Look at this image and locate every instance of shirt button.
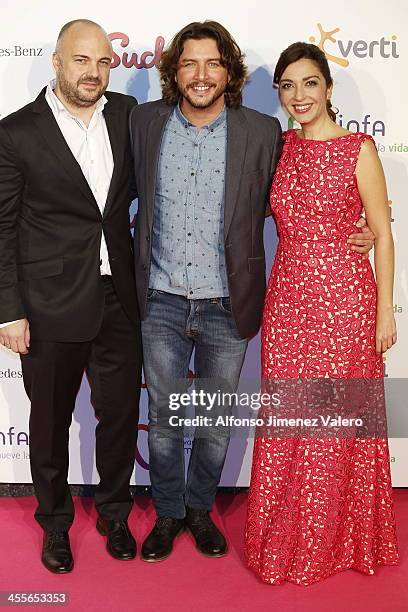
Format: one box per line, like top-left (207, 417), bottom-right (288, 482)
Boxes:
top-left (99, 259), bottom-right (102, 265)
top-left (187, 233), bottom-right (192, 237)
top-left (142, 264), bottom-right (147, 271)
top-left (146, 236), bottom-right (150, 242)
top-left (189, 291), bottom-right (193, 295)
top-left (191, 172), bottom-right (195, 176)
top-left (187, 262), bottom-right (192, 267)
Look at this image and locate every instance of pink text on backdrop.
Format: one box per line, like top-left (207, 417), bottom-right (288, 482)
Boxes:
top-left (109, 32), bottom-right (165, 69)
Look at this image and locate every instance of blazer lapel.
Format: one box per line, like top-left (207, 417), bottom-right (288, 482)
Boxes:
top-left (145, 105), bottom-right (172, 230)
top-left (224, 108), bottom-right (248, 238)
top-left (103, 99), bottom-right (122, 218)
top-left (32, 89), bottom-right (100, 214)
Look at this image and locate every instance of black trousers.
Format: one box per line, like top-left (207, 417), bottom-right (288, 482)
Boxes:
top-left (21, 277), bottom-right (142, 531)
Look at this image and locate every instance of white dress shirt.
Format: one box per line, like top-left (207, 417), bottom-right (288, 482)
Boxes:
top-left (46, 80), bottom-right (114, 275)
top-left (1, 82), bottom-right (114, 328)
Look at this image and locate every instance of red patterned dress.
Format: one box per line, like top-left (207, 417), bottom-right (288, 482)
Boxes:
top-left (245, 129), bottom-right (399, 585)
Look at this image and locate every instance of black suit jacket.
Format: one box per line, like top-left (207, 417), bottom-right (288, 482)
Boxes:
top-left (129, 99), bottom-right (282, 339)
top-left (0, 89), bottom-right (139, 341)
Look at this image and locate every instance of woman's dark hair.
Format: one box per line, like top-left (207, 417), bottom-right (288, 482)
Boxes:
top-left (159, 20), bottom-right (248, 109)
top-left (273, 42), bottom-right (337, 122)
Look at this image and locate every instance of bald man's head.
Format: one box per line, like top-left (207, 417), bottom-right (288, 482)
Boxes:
top-left (52, 19), bottom-right (112, 109)
top-left (55, 19), bottom-right (111, 54)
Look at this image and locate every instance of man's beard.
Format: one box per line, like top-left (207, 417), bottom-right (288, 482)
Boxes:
top-left (181, 81), bottom-right (227, 109)
top-left (57, 72), bottom-right (106, 108)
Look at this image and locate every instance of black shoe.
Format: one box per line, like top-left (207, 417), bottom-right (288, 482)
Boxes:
top-left (41, 530), bottom-right (73, 574)
top-left (141, 517), bottom-right (185, 562)
top-left (185, 508), bottom-right (227, 558)
top-left (96, 517), bottom-right (136, 560)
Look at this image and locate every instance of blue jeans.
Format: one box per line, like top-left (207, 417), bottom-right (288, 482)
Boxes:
top-left (142, 290), bottom-right (248, 518)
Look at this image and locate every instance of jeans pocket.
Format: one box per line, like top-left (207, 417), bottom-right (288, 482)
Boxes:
top-left (217, 297), bottom-right (233, 315)
top-left (147, 288), bottom-right (167, 301)
top-left (147, 288), bottom-right (157, 300)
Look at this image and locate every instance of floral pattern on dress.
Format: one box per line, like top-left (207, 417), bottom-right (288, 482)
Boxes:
top-left (245, 130), bottom-right (399, 585)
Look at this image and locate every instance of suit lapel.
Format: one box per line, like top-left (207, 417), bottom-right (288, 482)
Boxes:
top-left (103, 99), bottom-right (122, 218)
top-left (224, 108), bottom-right (248, 238)
top-left (32, 89), bottom-right (100, 214)
top-left (145, 105), bottom-right (172, 230)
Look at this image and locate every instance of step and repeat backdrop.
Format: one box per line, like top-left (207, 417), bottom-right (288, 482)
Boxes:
top-left (0, 0), bottom-right (407, 486)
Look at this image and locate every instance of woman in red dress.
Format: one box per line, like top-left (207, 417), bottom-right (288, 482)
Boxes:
top-left (245, 42), bottom-right (399, 585)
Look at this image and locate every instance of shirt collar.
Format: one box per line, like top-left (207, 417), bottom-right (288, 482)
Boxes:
top-left (175, 102), bottom-right (226, 131)
top-left (45, 79), bottom-right (107, 118)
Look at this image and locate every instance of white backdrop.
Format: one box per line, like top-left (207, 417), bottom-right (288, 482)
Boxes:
top-left (0, 0), bottom-right (407, 486)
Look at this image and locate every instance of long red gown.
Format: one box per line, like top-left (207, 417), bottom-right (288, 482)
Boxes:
top-left (245, 129), bottom-right (399, 585)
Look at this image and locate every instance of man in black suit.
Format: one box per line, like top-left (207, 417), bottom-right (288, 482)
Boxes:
top-left (0, 20), bottom-right (142, 573)
top-left (130, 21), bottom-right (374, 563)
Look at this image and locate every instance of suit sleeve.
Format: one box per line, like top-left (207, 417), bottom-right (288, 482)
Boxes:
top-left (123, 97), bottom-right (138, 202)
top-left (0, 124), bottom-right (27, 323)
top-left (265, 117), bottom-right (283, 218)
top-left (128, 105), bottom-right (139, 201)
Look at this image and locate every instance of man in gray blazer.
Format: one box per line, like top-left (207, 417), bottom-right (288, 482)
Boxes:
top-left (129, 21), bottom-right (374, 562)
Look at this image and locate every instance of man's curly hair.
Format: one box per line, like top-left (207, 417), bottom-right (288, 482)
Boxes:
top-left (159, 21), bottom-right (248, 109)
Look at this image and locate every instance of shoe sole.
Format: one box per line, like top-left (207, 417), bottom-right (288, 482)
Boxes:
top-left (96, 521), bottom-right (137, 560)
top-left (140, 526), bottom-right (184, 563)
top-left (41, 559), bottom-right (74, 574)
top-left (195, 548), bottom-right (228, 558)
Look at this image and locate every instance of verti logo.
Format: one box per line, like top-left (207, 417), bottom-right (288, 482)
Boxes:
top-left (309, 24), bottom-right (399, 67)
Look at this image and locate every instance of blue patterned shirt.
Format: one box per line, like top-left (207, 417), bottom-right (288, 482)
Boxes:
top-left (149, 104), bottom-right (229, 298)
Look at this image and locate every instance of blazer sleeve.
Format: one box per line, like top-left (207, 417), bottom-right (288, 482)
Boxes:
top-left (265, 117), bottom-right (283, 217)
top-left (0, 123), bottom-right (27, 323)
top-left (270, 117), bottom-right (283, 178)
top-left (128, 105), bottom-right (139, 201)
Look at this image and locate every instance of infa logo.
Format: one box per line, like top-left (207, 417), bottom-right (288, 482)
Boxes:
top-left (288, 112), bottom-right (386, 138)
top-left (309, 24), bottom-right (399, 67)
top-left (0, 426), bottom-right (28, 445)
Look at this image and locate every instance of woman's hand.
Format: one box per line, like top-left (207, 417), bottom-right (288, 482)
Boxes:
top-left (376, 306), bottom-right (397, 353)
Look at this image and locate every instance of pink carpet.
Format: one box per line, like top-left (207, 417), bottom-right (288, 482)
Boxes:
top-left (0, 491), bottom-right (407, 611)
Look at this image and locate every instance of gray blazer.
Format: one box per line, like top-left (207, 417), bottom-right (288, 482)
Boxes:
top-left (129, 99), bottom-right (282, 339)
